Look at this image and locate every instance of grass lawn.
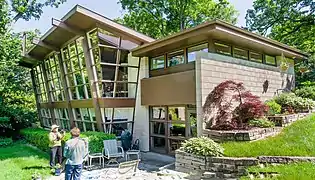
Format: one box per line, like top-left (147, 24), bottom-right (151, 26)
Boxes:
top-left (0, 142), bottom-right (51, 180)
top-left (241, 162), bottom-right (315, 180)
top-left (222, 114), bottom-right (315, 157)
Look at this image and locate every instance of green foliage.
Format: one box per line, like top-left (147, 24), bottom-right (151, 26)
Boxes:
top-left (273, 93), bottom-right (315, 112)
top-left (81, 131), bottom-right (116, 153)
top-left (118, 0), bottom-right (238, 38)
top-left (180, 136), bottom-right (224, 157)
top-left (0, 137), bottom-right (13, 147)
top-left (0, 117), bottom-right (9, 122)
top-left (21, 128), bottom-right (116, 153)
top-left (265, 100), bottom-right (282, 115)
top-left (223, 114), bottom-right (315, 157)
top-left (295, 86), bottom-right (315, 101)
top-left (246, 0), bottom-right (315, 86)
top-left (248, 117), bottom-right (275, 128)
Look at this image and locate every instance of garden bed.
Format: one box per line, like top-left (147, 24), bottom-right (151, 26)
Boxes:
top-left (203, 127), bottom-right (282, 142)
top-left (175, 150), bottom-right (315, 179)
top-left (267, 113), bottom-right (310, 127)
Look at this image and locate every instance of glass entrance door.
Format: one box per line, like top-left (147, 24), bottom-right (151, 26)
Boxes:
top-left (149, 105), bottom-right (196, 155)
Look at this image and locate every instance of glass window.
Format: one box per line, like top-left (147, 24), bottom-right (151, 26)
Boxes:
top-left (214, 42), bottom-right (231, 56)
top-left (151, 122), bottom-right (166, 135)
top-left (167, 50), bottom-right (185, 67)
top-left (152, 107), bottom-right (166, 120)
top-left (150, 56), bottom-right (165, 70)
top-left (265, 55), bottom-right (276, 65)
top-left (187, 43), bottom-right (208, 62)
top-left (233, 47), bottom-right (248, 59)
top-left (100, 47), bottom-right (117, 64)
top-left (151, 137), bottom-right (166, 153)
top-left (168, 107), bottom-right (185, 121)
top-left (250, 52), bottom-right (263, 63)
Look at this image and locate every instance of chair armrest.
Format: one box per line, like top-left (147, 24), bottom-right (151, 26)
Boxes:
top-left (103, 148), bottom-right (110, 157)
top-left (117, 146), bottom-right (124, 154)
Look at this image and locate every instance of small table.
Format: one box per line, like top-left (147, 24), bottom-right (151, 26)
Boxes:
top-left (88, 153), bottom-right (104, 168)
top-left (125, 150), bottom-right (140, 161)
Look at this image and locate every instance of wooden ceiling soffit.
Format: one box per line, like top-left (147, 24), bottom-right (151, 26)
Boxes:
top-left (32, 38), bottom-right (59, 52)
top-left (52, 18), bottom-right (85, 36)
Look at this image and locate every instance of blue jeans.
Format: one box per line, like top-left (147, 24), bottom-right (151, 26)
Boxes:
top-left (65, 164), bottom-right (82, 180)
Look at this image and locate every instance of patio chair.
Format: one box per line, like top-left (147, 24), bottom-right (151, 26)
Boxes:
top-left (103, 139), bottom-right (124, 166)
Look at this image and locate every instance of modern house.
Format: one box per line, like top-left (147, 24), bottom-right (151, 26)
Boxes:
top-left (21, 5), bottom-right (308, 155)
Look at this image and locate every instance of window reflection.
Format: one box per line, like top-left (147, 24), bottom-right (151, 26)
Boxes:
top-left (168, 50), bottom-right (184, 67)
top-left (187, 43), bottom-right (208, 62)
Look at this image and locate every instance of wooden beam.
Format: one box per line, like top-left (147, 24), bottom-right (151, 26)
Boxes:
top-left (41, 63), bottom-right (57, 124)
top-left (30, 69), bottom-right (44, 127)
top-left (82, 33), bottom-right (104, 132)
top-left (32, 38), bottom-right (59, 52)
top-left (58, 52), bottom-right (76, 128)
top-left (52, 18), bottom-right (85, 36)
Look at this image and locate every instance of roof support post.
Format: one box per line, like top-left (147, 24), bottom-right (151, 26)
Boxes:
top-left (82, 33), bottom-right (104, 132)
top-left (30, 68), bottom-right (44, 127)
top-left (57, 52), bottom-right (76, 129)
top-left (52, 18), bottom-right (85, 36)
top-left (41, 63), bottom-right (57, 124)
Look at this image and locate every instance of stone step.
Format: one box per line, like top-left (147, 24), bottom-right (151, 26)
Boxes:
top-left (201, 172), bottom-right (216, 180)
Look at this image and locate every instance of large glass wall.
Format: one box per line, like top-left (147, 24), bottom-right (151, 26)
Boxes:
top-left (34, 65), bottom-right (48, 103)
top-left (61, 38), bottom-right (91, 100)
top-left (150, 105), bottom-right (197, 154)
top-left (87, 28), bottom-right (140, 136)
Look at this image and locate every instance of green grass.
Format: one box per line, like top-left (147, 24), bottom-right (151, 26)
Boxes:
top-left (241, 162), bottom-right (315, 180)
top-left (0, 142), bottom-right (51, 180)
top-left (222, 114), bottom-right (315, 157)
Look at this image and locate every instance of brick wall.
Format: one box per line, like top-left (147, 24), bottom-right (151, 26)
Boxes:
top-left (195, 52), bottom-right (295, 135)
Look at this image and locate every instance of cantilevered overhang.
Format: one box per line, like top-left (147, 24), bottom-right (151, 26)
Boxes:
top-left (21, 5), bottom-right (155, 68)
top-left (131, 20), bottom-right (308, 60)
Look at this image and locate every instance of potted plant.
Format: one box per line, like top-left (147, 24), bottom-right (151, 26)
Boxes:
top-left (54, 163), bottom-right (62, 176)
top-left (31, 172), bottom-right (42, 180)
top-left (280, 61), bottom-right (289, 72)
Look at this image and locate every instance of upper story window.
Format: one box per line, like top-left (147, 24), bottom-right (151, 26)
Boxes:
top-left (233, 47), bottom-right (248, 60)
top-left (187, 43), bottom-right (208, 62)
top-left (150, 56), bottom-right (165, 70)
top-left (249, 52), bottom-right (263, 63)
top-left (265, 55), bottom-right (276, 65)
top-left (214, 42), bottom-right (231, 56)
top-left (167, 50), bottom-right (185, 67)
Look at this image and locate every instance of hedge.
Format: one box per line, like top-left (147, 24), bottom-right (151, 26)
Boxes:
top-left (0, 137), bottom-right (13, 147)
top-left (21, 128), bottom-right (116, 153)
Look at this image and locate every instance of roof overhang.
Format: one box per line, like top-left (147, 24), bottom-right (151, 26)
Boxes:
top-left (21, 5), bottom-right (155, 68)
top-left (132, 20), bottom-right (308, 60)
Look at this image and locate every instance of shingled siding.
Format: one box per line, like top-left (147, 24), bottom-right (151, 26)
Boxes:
top-left (195, 52), bottom-right (294, 135)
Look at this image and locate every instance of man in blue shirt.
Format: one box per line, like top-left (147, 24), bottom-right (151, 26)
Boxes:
top-left (64, 127), bottom-right (87, 180)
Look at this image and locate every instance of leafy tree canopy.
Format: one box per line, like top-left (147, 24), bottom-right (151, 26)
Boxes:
top-left (246, 0), bottom-right (315, 54)
top-left (246, 0), bottom-right (315, 86)
top-left (118, 0), bottom-right (239, 38)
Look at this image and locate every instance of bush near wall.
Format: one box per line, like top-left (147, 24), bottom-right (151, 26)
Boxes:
top-left (21, 128), bottom-right (116, 153)
top-left (0, 137), bottom-right (13, 147)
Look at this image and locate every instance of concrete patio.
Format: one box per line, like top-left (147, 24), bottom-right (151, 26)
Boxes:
top-left (48, 152), bottom-right (189, 180)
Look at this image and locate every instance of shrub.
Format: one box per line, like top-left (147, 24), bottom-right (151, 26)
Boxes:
top-left (265, 100), bottom-right (282, 115)
top-left (180, 137), bottom-right (224, 157)
top-left (0, 137), bottom-right (13, 147)
top-left (273, 93), bottom-right (315, 113)
top-left (248, 118), bottom-right (275, 128)
top-left (21, 128), bottom-right (116, 153)
top-left (203, 80), bottom-right (267, 130)
top-left (295, 86), bottom-right (315, 101)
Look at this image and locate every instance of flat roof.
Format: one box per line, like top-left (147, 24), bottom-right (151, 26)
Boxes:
top-left (22, 5), bottom-right (155, 68)
top-left (131, 20), bottom-right (308, 60)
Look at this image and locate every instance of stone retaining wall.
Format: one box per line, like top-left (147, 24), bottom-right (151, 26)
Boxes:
top-left (175, 150), bottom-right (315, 179)
top-left (203, 127), bottom-right (282, 142)
top-left (267, 113), bottom-right (310, 127)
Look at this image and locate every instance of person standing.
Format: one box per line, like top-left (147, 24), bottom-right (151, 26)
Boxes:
top-left (64, 127), bottom-right (87, 180)
top-left (49, 124), bottom-right (65, 168)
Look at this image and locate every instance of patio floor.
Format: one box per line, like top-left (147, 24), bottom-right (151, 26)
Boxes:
top-left (48, 152), bottom-right (189, 180)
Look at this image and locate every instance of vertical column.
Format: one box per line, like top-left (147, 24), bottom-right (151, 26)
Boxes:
top-left (208, 38), bottom-right (216, 53)
top-left (195, 54), bottom-right (203, 137)
top-left (82, 33), bottom-right (104, 132)
top-left (41, 63), bottom-right (57, 124)
top-left (30, 68), bottom-right (44, 127)
top-left (57, 52), bottom-right (75, 128)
